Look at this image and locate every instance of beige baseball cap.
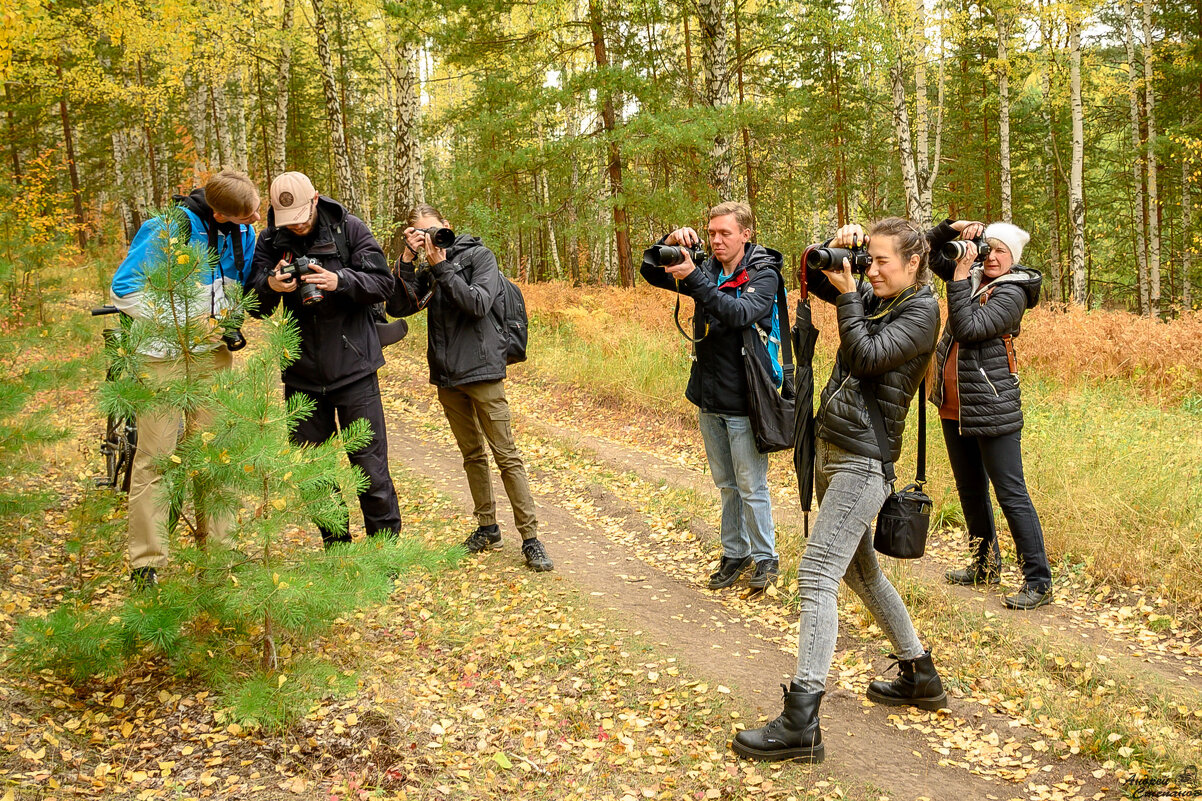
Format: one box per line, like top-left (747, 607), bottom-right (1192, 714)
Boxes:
top-left (270, 172), bottom-right (316, 227)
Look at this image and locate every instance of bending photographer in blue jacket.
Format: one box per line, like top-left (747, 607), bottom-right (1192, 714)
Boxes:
top-left (928, 220), bottom-right (1052, 610)
top-left (109, 169), bottom-right (260, 588)
top-left (640, 201), bottom-right (782, 591)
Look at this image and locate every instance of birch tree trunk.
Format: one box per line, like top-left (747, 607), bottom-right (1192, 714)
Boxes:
top-left (312, 0), bottom-right (359, 211)
top-left (389, 40), bottom-right (424, 256)
top-left (997, 14), bottom-right (1013, 223)
top-left (1038, 25), bottom-right (1063, 301)
top-left (111, 131), bottom-right (135, 243)
top-left (912, 0), bottom-right (942, 226)
top-left (1124, 0), bottom-right (1150, 314)
top-left (1184, 157), bottom-right (1194, 309)
top-left (185, 74), bottom-right (209, 175)
top-left (1142, 0), bottom-right (1161, 317)
top-left (1069, 19), bottom-right (1087, 305)
top-left (56, 61), bottom-right (86, 250)
top-left (734, 0), bottom-right (755, 224)
top-left (273, 0), bottom-right (294, 177)
top-left (887, 55), bottom-right (922, 223)
top-left (588, 0), bottom-right (633, 287)
top-left (697, 0), bottom-right (731, 197)
top-left (231, 76), bottom-right (249, 173)
top-left (536, 124), bottom-right (563, 279)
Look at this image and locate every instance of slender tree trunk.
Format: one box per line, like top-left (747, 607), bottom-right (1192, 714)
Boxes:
top-left (698, 0), bottom-right (731, 197)
top-left (997, 14), bottom-right (1012, 223)
top-left (254, 54), bottom-right (273, 186)
top-left (273, 0), bottom-right (295, 176)
top-left (185, 74), bottom-right (208, 176)
top-left (56, 61), bottom-right (86, 250)
top-left (390, 40), bottom-right (424, 256)
top-left (1142, 0), bottom-right (1161, 317)
top-left (1184, 157), bottom-right (1194, 309)
top-left (1038, 20), bottom-right (1064, 301)
top-left (912, 0), bottom-right (942, 226)
top-left (1069, 20), bottom-right (1087, 305)
top-left (5, 83), bottom-right (19, 181)
top-left (683, 13), bottom-right (695, 107)
top-left (734, 0), bottom-right (755, 225)
top-left (136, 60), bottom-right (162, 205)
top-left (887, 56), bottom-right (921, 222)
top-left (312, 0), bottom-right (359, 211)
top-left (1125, 0), bottom-right (1150, 314)
top-left (588, 0), bottom-right (632, 287)
top-left (231, 77), bottom-right (249, 173)
top-left (536, 125), bottom-right (563, 279)
top-left (111, 131), bottom-right (135, 243)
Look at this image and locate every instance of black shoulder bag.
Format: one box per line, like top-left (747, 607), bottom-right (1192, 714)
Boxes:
top-left (861, 379), bottom-right (932, 559)
top-left (740, 269), bottom-right (796, 454)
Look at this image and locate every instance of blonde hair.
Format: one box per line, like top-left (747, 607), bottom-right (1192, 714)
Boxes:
top-left (708, 201), bottom-right (754, 232)
top-left (870, 216), bottom-right (931, 284)
top-left (205, 169), bottom-right (260, 218)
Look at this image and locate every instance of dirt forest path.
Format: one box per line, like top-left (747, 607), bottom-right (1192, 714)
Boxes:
top-left (378, 359), bottom-right (1136, 801)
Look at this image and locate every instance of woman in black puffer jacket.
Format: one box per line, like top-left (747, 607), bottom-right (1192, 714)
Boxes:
top-left (927, 219), bottom-right (1052, 611)
top-left (733, 217), bottom-right (944, 765)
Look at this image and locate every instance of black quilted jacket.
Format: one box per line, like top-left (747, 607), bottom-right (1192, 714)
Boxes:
top-left (927, 219), bottom-right (1042, 437)
top-left (809, 269), bottom-right (941, 465)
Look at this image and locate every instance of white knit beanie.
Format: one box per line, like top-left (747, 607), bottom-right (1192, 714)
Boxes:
top-left (984, 222), bottom-right (1030, 265)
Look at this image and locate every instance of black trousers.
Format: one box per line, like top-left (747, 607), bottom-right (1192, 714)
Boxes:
top-left (286, 373), bottom-right (402, 544)
top-left (941, 420), bottom-right (1052, 591)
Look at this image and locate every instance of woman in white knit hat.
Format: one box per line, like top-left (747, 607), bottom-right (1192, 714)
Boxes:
top-left (925, 219), bottom-right (1053, 610)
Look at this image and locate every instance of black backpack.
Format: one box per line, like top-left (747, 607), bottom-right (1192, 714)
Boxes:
top-left (493, 275), bottom-right (528, 365)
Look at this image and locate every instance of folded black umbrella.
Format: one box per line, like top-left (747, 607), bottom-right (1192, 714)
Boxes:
top-left (792, 256), bottom-right (819, 537)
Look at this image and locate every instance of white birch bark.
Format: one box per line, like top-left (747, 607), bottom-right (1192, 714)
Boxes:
top-left (312, 0), bottom-right (359, 211)
top-left (698, 0), bottom-right (731, 196)
top-left (1142, 0), bottom-right (1161, 317)
top-left (1125, 0), bottom-right (1150, 314)
top-left (1183, 157), bottom-right (1193, 309)
top-left (272, 0), bottom-right (294, 176)
top-left (997, 13), bottom-right (1012, 223)
top-left (1069, 19), bottom-right (1087, 305)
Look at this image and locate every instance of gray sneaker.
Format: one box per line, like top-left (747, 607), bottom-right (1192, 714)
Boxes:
top-left (463, 525), bottom-right (502, 553)
top-left (521, 538), bottom-right (554, 572)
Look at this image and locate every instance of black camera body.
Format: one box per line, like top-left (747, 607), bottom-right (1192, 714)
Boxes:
top-left (942, 236), bottom-right (992, 263)
top-left (806, 244), bottom-right (872, 274)
top-left (651, 243), bottom-right (707, 268)
top-left (417, 226), bottom-right (456, 248)
top-left (280, 256), bottom-right (325, 306)
top-left (221, 328), bottom-right (247, 351)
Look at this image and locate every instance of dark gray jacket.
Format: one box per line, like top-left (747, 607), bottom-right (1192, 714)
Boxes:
top-left (808, 268), bottom-right (941, 465)
top-left (640, 241), bottom-right (782, 417)
top-left (927, 219), bottom-right (1042, 437)
top-left (249, 197), bottom-right (392, 394)
top-left (387, 235), bottom-right (506, 388)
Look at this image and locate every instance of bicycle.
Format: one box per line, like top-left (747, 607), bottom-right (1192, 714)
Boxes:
top-left (92, 305), bottom-right (136, 493)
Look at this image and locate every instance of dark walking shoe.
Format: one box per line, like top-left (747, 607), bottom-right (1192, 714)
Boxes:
top-left (732, 683), bottom-right (824, 763)
top-left (945, 562), bottom-right (1001, 586)
top-left (521, 538), bottom-right (554, 572)
top-left (748, 558), bottom-right (780, 590)
top-left (462, 525), bottom-right (502, 553)
top-left (707, 555), bottom-right (753, 590)
top-left (1003, 584), bottom-right (1053, 610)
top-left (866, 650), bottom-right (948, 710)
top-left (130, 566), bottom-right (158, 589)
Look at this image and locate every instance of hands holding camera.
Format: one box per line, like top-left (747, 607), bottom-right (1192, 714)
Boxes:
top-left (823, 224), bottom-right (869, 295)
top-left (402, 227), bottom-right (448, 268)
top-left (662, 227), bottom-right (703, 278)
top-left (268, 257), bottom-right (339, 293)
top-left (949, 220), bottom-right (986, 281)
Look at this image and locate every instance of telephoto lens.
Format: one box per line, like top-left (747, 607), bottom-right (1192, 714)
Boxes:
top-left (806, 246), bottom-right (872, 274)
top-left (652, 243), bottom-right (706, 267)
top-left (420, 227), bottom-right (456, 248)
top-left (942, 237), bottom-right (991, 263)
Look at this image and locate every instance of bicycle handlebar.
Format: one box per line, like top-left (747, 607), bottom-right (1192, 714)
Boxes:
top-left (91, 306), bottom-right (120, 316)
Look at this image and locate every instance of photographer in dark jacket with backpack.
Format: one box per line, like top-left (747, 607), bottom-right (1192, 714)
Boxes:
top-left (387, 204), bottom-right (552, 572)
top-left (640, 201), bottom-right (782, 591)
top-left (733, 217), bottom-right (945, 765)
top-left (249, 171), bottom-right (401, 546)
top-left (928, 219), bottom-right (1052, 610)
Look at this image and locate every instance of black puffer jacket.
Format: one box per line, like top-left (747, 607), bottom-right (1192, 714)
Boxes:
top-left (250, 197), bottom-right (393, 393)
top-left (387, 235), bottom-right (506, 388)
top-left (927, 219), bottom-right (1042, 437)
top-left (809, 269), bottom-right (941, 465)
top-left (641, 241), bottom-right (782, 417)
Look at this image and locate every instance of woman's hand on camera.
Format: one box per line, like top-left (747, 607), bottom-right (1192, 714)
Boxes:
top-left (402, 227), bottom-right (426, 261)
top-left (830, 224), bottom-right (867, 249)
top-left (422, 233), bottom-right (447, 267)
top-left (951, 220), bottom-right (985, 241)
top-left (268, 259), bottom-right (297, 293)
top-left (824, 258), bottom-right (856, 295)
top-left (666, 227), bottom-right (700, 248)
top-left (953, 241), bottom-right (978, 281)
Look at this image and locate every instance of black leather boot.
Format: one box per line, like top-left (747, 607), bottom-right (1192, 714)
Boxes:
top-left (866, 650), bottom-right (948, 710)
top-left (731, 683), bottom-right (824, 763)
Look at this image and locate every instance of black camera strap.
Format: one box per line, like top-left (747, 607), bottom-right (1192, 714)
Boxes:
top-left (862, 378), bottom-right (926, 489)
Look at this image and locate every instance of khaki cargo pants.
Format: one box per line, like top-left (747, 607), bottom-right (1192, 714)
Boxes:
top-left (436, 379), bottom-right (538, 540)
top-left (127, 347), bottom-right (233, 570)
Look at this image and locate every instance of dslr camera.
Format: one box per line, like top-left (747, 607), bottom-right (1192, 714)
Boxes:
top-left (649, 242), bottom-right (707, 268)
top-left (806, 242), bottom-right (872, 274)
top-left (415, 226), bottom-right (455, 248)
top-left (943, 236), bottom-right (991, 262)
top-left (280, 256), bottom-right (326, 306)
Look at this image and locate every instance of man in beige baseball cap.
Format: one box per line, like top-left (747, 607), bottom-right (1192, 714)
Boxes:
top-left (269, 171), bottom-right (319, 230)
top-left (248, 171), bottom-right (402, 547)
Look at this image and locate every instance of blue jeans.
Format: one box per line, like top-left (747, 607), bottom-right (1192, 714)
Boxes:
top-left (698, 412), bottom-right (777, 563)
top-left (794, 439), bottom-right (925, 692)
